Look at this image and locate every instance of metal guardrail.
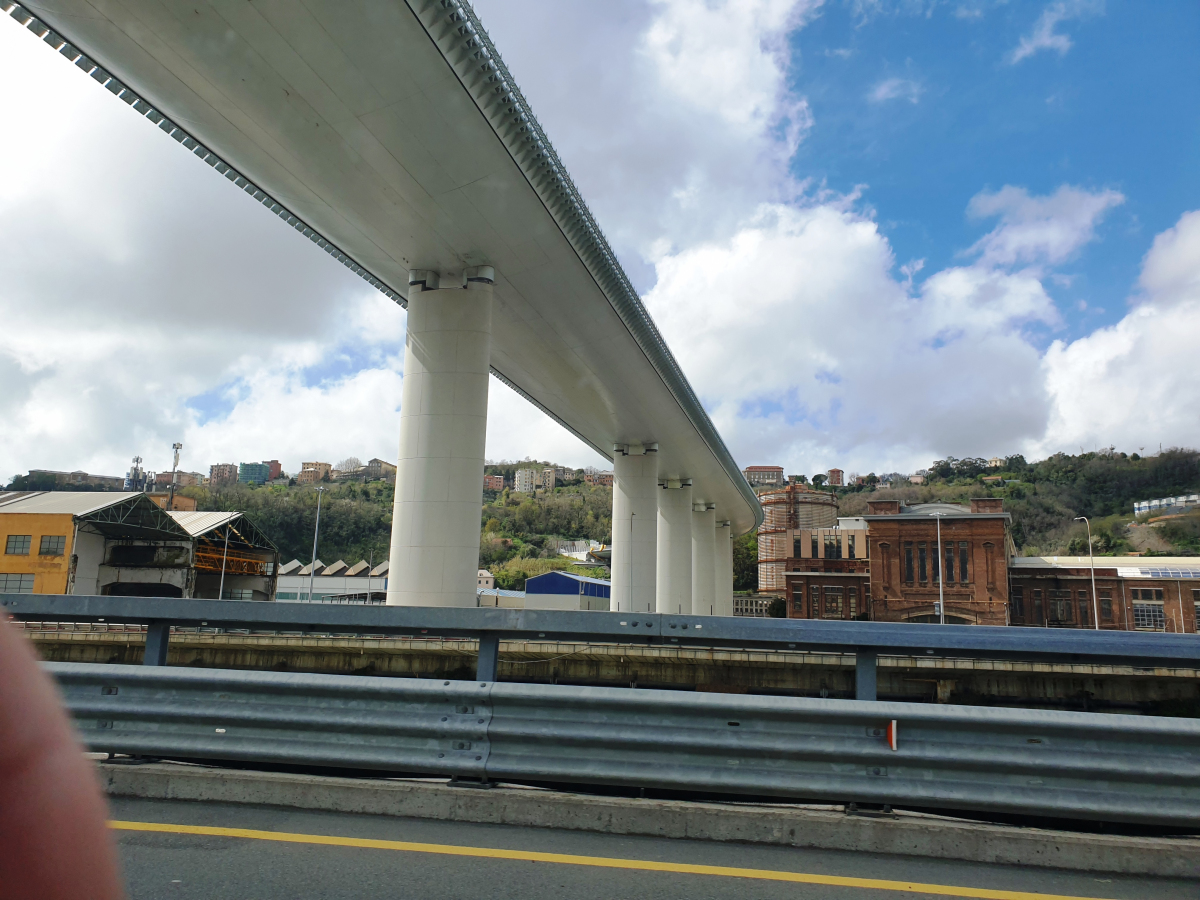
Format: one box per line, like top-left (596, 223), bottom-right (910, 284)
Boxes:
top-left (7, 594), bottom-right (1200, 701)
top-left (49, 661), bottom-right (1200, 827)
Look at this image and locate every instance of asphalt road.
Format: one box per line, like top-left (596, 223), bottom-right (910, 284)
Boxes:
top-left (109, 797), bottom-right (1194, 900)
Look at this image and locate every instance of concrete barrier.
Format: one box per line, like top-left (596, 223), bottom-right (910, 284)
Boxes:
top-left (97, 761), bottom-right (1200, 878)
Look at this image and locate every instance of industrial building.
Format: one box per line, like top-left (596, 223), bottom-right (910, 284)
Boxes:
top-left (864, 499), bottom-right (1012, 626)
top-left (0, 492), bottom-right (278, 599)
top-left (782, 518), bottom-right (872, 621)
top-left (756, 484), bottom-right (839, 593)
top-left (276, 558), bottom-right (389, 603)
top-left (0, 491), bottom-right (194, 596)
top-left (524, 571), bottom-right (611, 610)
top-left (1009, 556), bottom-right (1199, 633)
top-left (170, 511), bottom-right (279, 601)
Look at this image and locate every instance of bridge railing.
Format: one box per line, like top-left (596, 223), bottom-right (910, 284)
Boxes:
top-left (6, 593), bottom-right (1200, 701)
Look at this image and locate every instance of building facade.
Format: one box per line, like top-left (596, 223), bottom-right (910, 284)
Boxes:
top-left (1009, 557), bottom-right (1198, 633)
top-left (826, 468), bottom-right (844, 487)
top-left (276, 558), bottom-right (389, 603)
top-left (238, 462), bottom-right (271, 484)
top-left (209, 463), bottom-right (238, 486)
top-left (362, 458), bottom-right (397, 482)
top-left (743, 466), bottom-right (785, 487)
top-left (584, 471), bottom-right (613, 487)
top-left (483, 474), bottom-right (505, 491)
top-left (296, 462), bottom-right (333, 484)
top-left (864, 499), bottom-right (1011, 626)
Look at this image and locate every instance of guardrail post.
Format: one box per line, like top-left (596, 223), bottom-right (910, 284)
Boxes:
top-left (143, 622), bottom-right (170, 666)
top-left (477, 632), bottom-right (499, 682)
top-left (855, 649), bottom-right (876, 701)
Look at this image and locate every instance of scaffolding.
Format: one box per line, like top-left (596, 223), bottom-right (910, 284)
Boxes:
top-left (756, 485), bottom-right (838, 592)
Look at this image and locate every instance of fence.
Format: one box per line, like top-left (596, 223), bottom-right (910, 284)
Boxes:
top-left (49, 661), bottom-right (1200, 827)
top-left (7, 593), bottom-right (1200, 701)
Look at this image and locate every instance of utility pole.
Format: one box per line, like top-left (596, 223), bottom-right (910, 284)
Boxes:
top-left (308, 486), bottom-right (326, 603)
top-left (167, 443), bottom-right (183, 510)
top-left (1074, 516), bottom-right (1100, 629)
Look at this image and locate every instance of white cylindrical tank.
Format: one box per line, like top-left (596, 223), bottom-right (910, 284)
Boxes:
top-left (656, 480), bottom-right (693, 614)
top-left (611, 445), bottom-right (658, 613)
top-left (387, 272), bottom-right (492, 607)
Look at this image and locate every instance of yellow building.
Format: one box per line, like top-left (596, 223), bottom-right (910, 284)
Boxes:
top-left (0, 491), bottom-right (194, 596)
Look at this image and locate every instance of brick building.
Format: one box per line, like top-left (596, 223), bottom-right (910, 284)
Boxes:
top-left (483, 474), bottom-right (505, 491)
top-left (296, 462), bottom-right (332, 485)
top-left (584, 471), bottom-right (613, 487)
top-left (783, 518), bottom-right (872, 620)
top-left (1009, 557), bottom-right (1199, 632)
top-left (863, 499), bottom-right (1012, 626)
top-left (826, 468), bottom-right (844, 487)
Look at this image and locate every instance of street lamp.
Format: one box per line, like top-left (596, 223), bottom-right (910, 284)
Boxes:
top-left (1074, 516), bottom-right (1100, 630)
top-left (308, 486), bottom-right (326, 604)
top-left (932, 510), bottom-right (946, 625)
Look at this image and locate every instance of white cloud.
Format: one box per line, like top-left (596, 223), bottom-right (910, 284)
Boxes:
top-left (868, 77), bottom-right (923, 104)
top-left (1038, 210), bottom-right (1200, 455)
top-left (1008, 0), bottom-right (1103, 65)
top-left (643, 201), bottom-right (1057, 476)
top-left (966, 184), bottom-right (1124, 268)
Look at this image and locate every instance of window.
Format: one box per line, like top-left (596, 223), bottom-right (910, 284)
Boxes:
top-left (959, 542), bottom-right (969, 583)
top-left (847, 586), bottom-right (858, 618)
top-left (822, 585), bottom-right (843, 618)
top-left (276, 592), bottom-right (298, 600)
top-left (824, 533), bottom-right (841, 560)
top-left (792, 593), bottom-right (804, 614)
top-left (221, 589), bottom-right (254, 601)
top-left (39, 535), bottom-right (66, 556)
top-left (1099, 590), bottom-right (1113, 621)
top-left (1010, 585), bottom-right (1024, 618)
top-left (811, 534), bottom-right (818, 560)
top-left (943, 543), bottom-right (954, 584)
top-left (903, 542), bottom-right (914, 583)
top-left (931, 545), bottom-right (940, 584)
top-left (1032, 588), bottom-right (1043, 623)
top-left (847, 534), bottom-right (856, 560)
top-left (1133, 600), bottom-right (1165, 631)
top-left (0, 573), bottom-right (34, 593)
top-left (918, 543), bottom-right (928, 583)
top-left (1048, 590), bottom-right (1073, 623)
top-left (1132, 588), bottom-right (1164, 601)
top-left (810, 584), bottom-right (820, 617)
top-left (5, 535), bottom-right (31, 555)
top-left (1077, 591), bottom-right (1089, 627)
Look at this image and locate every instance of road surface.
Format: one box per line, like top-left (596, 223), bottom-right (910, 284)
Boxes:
top-left (109, 797), bottom-right (1193, 900)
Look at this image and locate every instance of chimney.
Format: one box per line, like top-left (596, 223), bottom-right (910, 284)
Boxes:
top-left (867, 500), bottom-right (901, 515)
top-left (970, 498), bottom-right (1004, 514)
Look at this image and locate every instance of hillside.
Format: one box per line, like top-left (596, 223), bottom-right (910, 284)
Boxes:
top-left (835, 448), bottom-right (1200, 556)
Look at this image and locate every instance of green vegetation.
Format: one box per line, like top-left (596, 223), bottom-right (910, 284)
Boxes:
top-left (180, 482), bottom-right (393, 564)
top-left (836, 448), bottom-right (1200, 556)
top-left (489, 557), bottom-right (609, 591)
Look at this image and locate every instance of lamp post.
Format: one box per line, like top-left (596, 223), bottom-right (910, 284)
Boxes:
top-left (933, 511), bottom-right (946, 625)
top-left (308, 486), bottom-right (325, 604)
top-left (1074, 516), bottom-right (1100, 630)
top-left (216, 522), bottom-right (230, 601)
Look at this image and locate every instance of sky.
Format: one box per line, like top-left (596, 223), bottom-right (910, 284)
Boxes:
top-left (1, 0), bottom-right (1198, 483)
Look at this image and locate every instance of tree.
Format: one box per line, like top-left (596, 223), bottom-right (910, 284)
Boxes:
top-left (732, 532), bottom-right (758, 591)
top-left (767, 597), bottom-right (786, 618)
top-left (812, 473), bottom-right (827, 488)
top-left (336, 457), bottom-right (363, 473)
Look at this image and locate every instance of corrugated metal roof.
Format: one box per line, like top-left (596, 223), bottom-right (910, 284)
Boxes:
top-left (0, 491), bottom-right (141, 515)
top-left (167, 510), bottom-right (240, 537)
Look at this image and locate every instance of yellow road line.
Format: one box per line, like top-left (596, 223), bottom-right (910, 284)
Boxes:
top-left (109, 819), bottom-right (1115, 900)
